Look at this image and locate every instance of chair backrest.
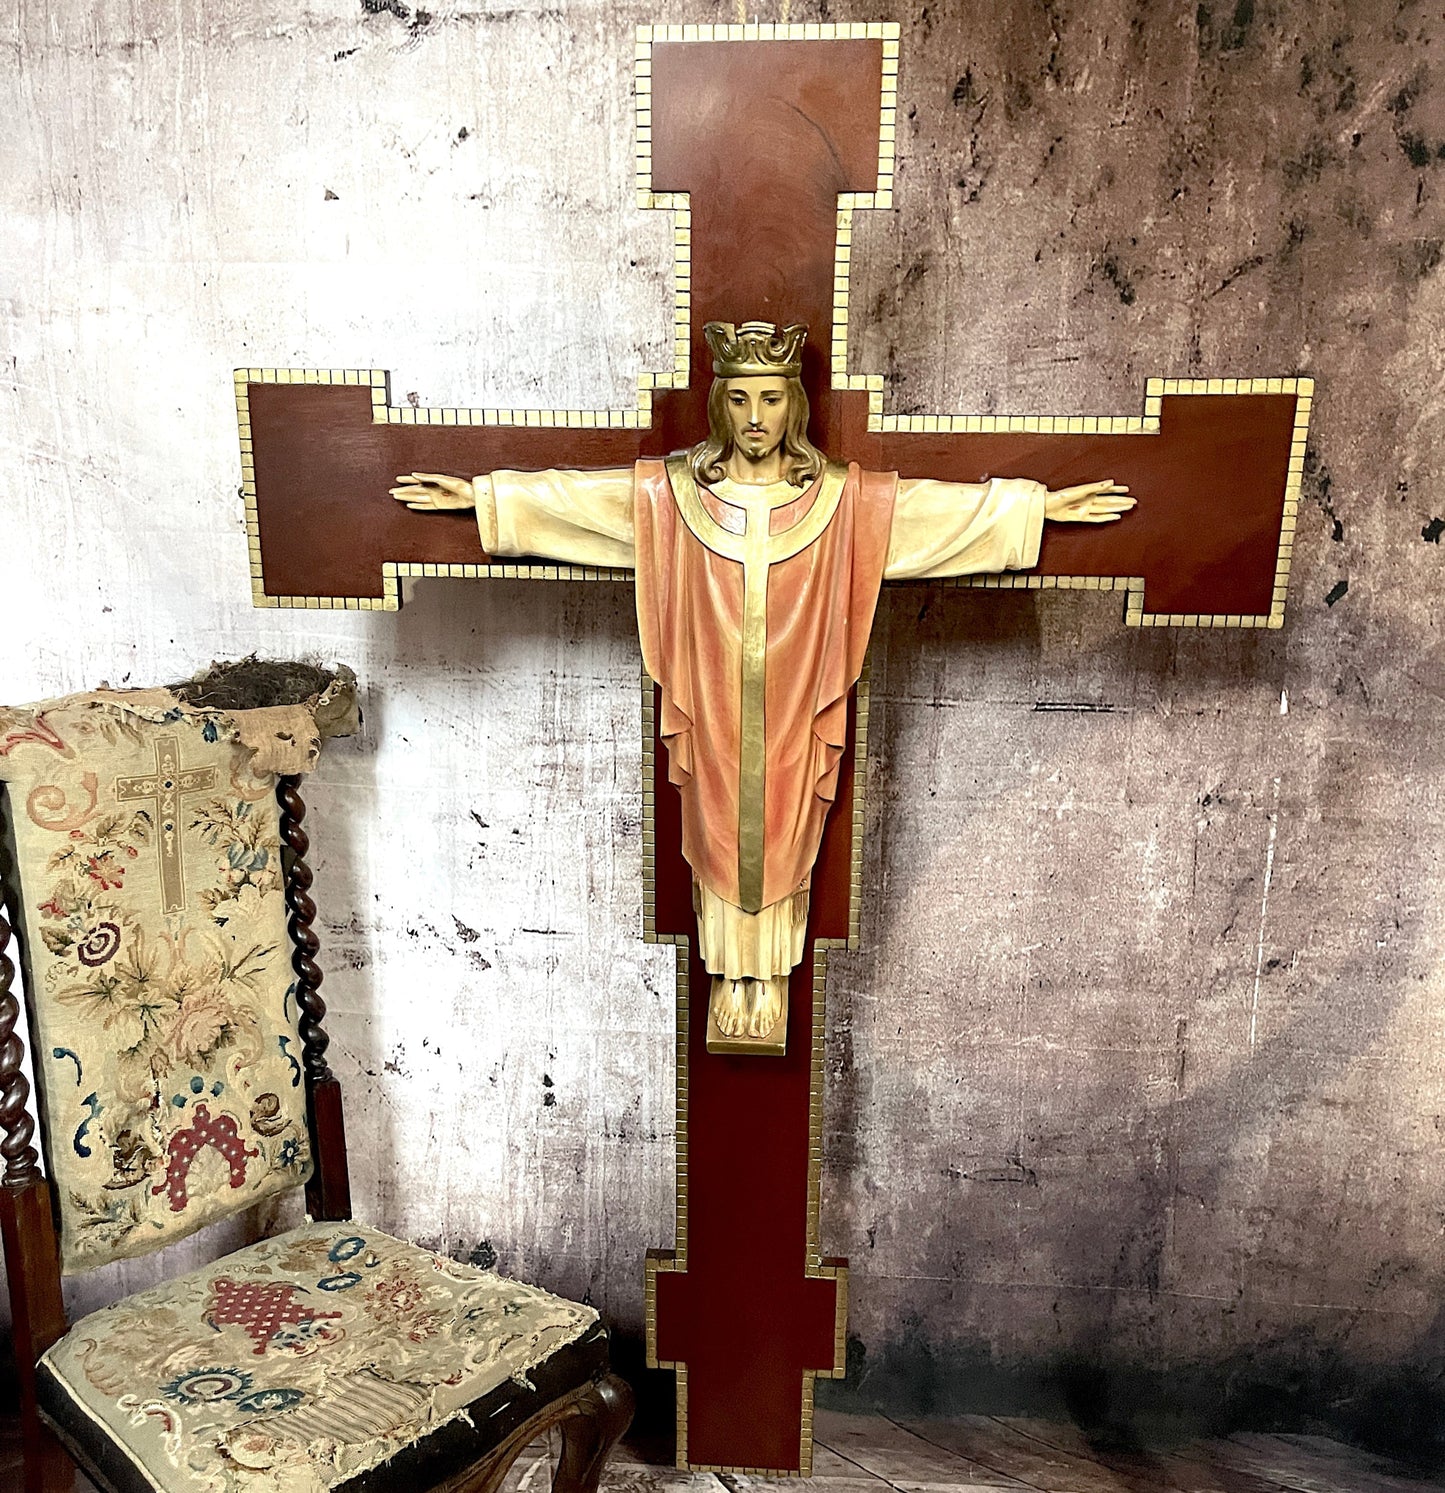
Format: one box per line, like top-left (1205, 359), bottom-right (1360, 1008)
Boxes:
top-left (0, 685), bottom-right (344, 1276)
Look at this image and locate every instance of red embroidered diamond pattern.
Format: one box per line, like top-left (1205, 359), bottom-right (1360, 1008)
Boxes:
top-left (205, 1278), bottom-right (341, 1357)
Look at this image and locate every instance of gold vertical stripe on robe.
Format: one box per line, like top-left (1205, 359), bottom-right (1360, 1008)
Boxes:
top-left (664, 458), bottom-right (847, 912)
top-left (482, 462), bottom-right (1043, 915)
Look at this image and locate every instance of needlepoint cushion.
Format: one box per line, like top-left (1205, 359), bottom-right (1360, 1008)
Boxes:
top-left (0, 692), bottom-right (315, 1272)
top-left (37, 1221), bottom-right (606, 1493)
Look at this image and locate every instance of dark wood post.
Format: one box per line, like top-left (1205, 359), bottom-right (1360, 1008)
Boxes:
top-left (277, 775), bottom-right (352, 1222)
top-left (0, 806), bottom-right (67, 1431)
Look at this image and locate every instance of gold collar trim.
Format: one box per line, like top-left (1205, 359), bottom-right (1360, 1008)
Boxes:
top-left (665, 459), bottom-right (847, 565)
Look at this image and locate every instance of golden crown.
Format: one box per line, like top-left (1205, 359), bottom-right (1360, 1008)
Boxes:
top-left (703, 320), bottom-right (808, 378)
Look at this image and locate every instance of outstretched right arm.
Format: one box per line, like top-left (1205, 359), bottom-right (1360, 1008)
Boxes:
top-left (391, 469), bottom-right (636, 570)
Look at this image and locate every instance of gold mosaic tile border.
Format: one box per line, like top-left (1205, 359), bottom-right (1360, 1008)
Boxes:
top-left (806, 940), bottom-right (853, 1409)
top-left (847, 656), bottom-right (872, 948)
top-left (856, 373), bottom-right (1310, 435)
top-left (640, 667), bottom-right (691, 1459)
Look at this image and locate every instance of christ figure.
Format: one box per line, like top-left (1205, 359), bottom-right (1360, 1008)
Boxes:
top-left (392, 321), bottom-right (1133, 1055)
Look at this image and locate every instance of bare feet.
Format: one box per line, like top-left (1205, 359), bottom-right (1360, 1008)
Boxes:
top-left (710, 975), bottom-right (786, 1038)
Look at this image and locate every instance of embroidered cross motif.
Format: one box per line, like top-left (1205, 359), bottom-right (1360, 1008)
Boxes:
top-left (114, 735), bottom-right (218, 913)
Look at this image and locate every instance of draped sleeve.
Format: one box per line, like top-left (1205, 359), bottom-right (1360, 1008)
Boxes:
top-left (883, 476), bottom-right (1047, 580)
top-left (473, 468), bottom-right (637, 570)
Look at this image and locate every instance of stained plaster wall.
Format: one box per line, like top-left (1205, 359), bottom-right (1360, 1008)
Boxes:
top-left (3, 0), bottom-right (1443, 1451)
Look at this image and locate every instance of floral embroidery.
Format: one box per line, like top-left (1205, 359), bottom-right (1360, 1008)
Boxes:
top-left (190, 799), bottom-right (280, 915)
top-left (65, 1190), bottom-right (142, 1255)
top-left (0, 701), bottom-right (312, 1270)
top-left (105, 1126), bottom-right (163, 1189)
top-left (372, 1271), bottom-right (425, 1317)
top-left (162, 1368), bottom-right (254, 1405)
top-left (76, 921), bottom-right (122, 967)
top-left (367, 1268), bottom-right (445, 1343)
top-left (35, 815), bottom-right (144, 964)
top-left (41, 1224), bottom-right (601, 1493)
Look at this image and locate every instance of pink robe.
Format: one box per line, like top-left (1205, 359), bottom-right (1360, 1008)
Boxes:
top-left (632, 460), bottom-right (894, 914)
top-left (479, 458), bottom-right (1045, 970)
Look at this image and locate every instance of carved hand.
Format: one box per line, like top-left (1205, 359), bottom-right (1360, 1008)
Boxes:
top-left (389, 473), bottom-right (477, 512)
top-left (1043, 479), bottom-right (1134, 524)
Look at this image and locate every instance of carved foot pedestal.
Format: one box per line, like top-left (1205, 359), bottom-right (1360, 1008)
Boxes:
top-left (706, 976), bottom-right (788, 1056)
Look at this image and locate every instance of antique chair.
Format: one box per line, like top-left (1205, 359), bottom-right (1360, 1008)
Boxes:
top-left (0, 670), bottom-right (632, 1492)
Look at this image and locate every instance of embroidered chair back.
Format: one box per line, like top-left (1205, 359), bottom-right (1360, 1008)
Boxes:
top-left (0, 692), bottom-right (317, 1273)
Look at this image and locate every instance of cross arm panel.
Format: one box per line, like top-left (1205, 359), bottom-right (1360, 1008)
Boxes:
top-left (239, 378), bottom-right (673, 609)
top-left (844, 382), bottom-right (1307, 625)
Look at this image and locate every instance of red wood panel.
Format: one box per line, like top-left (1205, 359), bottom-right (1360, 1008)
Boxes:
top-left (651, 687), bottom-right (857, 1471)
top-left (847, 393), bottom-right (1296, 616)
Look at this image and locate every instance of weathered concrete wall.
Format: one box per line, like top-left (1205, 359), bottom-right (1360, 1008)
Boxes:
top-left (3, 0), bottom-right (1442, 1452)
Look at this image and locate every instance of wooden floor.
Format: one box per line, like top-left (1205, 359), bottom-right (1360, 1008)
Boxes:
top-left (4, 1408), bottom-right (1441, 1492)
top-left (510, 1412), bottom-right (1445, 1493)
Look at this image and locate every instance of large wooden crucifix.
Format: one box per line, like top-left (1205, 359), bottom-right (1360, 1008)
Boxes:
top-left (235, 21), bottom-right (1309, 1478)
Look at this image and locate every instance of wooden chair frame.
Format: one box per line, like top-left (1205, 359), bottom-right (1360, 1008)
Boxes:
top-left (0, 774), bottom-right (632, 1491)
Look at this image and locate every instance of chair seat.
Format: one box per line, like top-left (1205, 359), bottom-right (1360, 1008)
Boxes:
top-left (36, 1220), bottom-right (607, 1493)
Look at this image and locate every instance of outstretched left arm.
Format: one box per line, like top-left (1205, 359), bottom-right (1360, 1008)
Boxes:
top-left (884, 476), bottom-right (1133, 581)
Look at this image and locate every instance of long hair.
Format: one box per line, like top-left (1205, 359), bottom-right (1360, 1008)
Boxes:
top-left (689, 377), bottom-right (826, 489)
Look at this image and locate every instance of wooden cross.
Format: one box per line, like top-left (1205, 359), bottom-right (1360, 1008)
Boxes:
top-left (234, 22), bottom-right (1308, 1476)
top-left (114, 735), bottom-right (218, 915)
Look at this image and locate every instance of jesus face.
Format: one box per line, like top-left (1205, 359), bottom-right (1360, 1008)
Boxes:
top-left (723, 376), bottom-right (791, 466)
